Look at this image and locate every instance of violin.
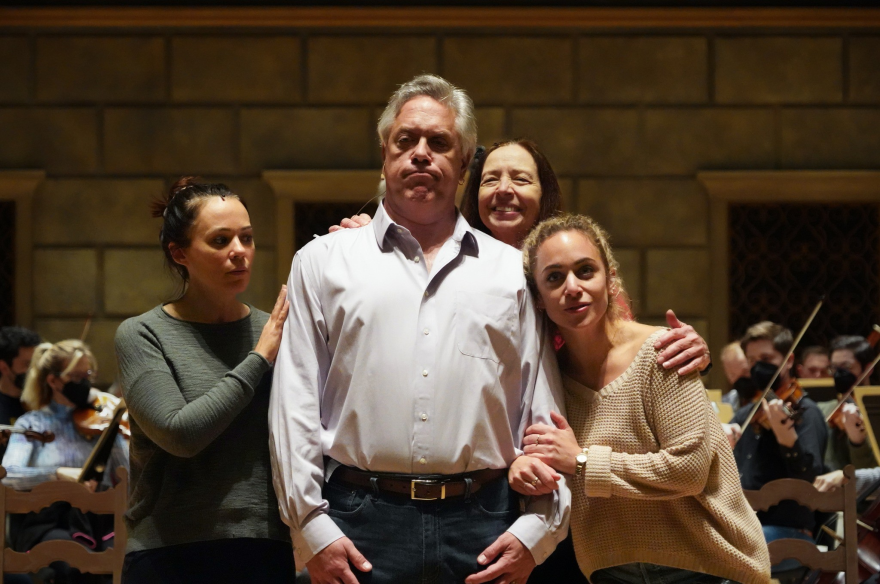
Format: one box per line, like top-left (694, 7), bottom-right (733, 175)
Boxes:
top-left (72, 392), bottom-right (130, 441)
top-left (0, 424), bottom-right (55, 444)
top-left (748, 378), bottom-right (806, 431)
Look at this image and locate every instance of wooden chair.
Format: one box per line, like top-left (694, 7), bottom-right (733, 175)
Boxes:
top-left (0, 466), bottom-right (128, 584)
top-left (744, 465), bottom-right (858, 584)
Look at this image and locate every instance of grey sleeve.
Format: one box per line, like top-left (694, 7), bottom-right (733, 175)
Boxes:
top-left (115, 318), bottom-right (270, 458)
top-left (855, 466), bottom-right (880, 498)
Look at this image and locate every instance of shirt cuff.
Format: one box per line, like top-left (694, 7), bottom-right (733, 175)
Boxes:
top-left (507, 513), bottom-right (559, 566)
top-left (292, 513), bottom-right (346, 565)
top-left (584, 444), bottom-right (612, 498)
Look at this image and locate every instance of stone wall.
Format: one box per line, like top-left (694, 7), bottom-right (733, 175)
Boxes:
top-left (1, 28), bottom-right (878, 385)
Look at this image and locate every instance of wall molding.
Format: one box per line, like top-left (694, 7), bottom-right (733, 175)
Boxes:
top-left (2, 7), bottom-right (880, 29)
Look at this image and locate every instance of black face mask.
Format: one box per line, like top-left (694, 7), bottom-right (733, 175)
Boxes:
top-left (750, 361), bottom-right (783, 392)
top-left (733, 376), bottom-right (759, 402)
top-left (61, 378), bottom-right (91, 410)
top-left (12, 372), bottom-right (26, 390)
top-left (833, 369), bottom-right (858, 394)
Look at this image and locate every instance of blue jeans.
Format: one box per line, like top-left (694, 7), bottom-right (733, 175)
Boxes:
top-left (324, 474), bottom-right (519, 584)
top-left (762, 525), bottom-right (815, 574)
top-left (591, 563), bottom-right (732, 584)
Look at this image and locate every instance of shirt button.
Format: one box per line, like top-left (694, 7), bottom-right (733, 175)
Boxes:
top-left (423, 329), bottom-right (429, 335)
top-left (397, 228), bottom-right (403, 233)
top-left (422, 370), bottom-right (428, 377)
top-left (420, 413), bottom-right (428, 421)
top-left (424, 291), bottom-right (430, 297)
top-left (414, 257), bottom-right (420, 263)
top-left (419, 457), bottom-right (427, 465)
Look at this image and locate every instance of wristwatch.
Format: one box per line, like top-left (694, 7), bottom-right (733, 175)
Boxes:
top-left (575, 450), bottom-right (588, 477)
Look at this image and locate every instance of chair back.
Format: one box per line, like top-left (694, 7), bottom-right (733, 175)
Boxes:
top-left (0, 466), bottom-right (127, 584)
top-left (744, 465), bottom-right (858, 584)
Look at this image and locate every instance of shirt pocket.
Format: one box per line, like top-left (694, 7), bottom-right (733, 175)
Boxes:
top-left (454, 291), bottom-right (516, 362)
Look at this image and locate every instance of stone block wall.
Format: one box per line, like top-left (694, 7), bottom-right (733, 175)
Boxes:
top-left (1, 28), bottom-right (878, 385)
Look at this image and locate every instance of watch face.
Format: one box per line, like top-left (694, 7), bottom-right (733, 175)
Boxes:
top-left (576, 454), bottom-right (588, 463)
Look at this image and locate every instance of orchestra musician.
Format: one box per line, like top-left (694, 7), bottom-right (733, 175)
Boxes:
top-left (796, 345), bottom-right (831, 379)
top-left (114, 178), bottom-right (291, 583)
top-left (730, 321), bottom-right (828, 577)
top-left (0, 327), bottom-right (41, 457)
top-left (818, 335), bottom-right (878, 472)
top-left (1, 339), bottom-right (128, 584)
top-left (509, 214), bottom-right (770, 584)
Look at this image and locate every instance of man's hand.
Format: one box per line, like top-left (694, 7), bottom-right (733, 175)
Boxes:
top-left (465, 532), bottom-right (536, 584)
top-left (764, 399), bottom-right (797, 448)
top-left (306, 537), bottom-right (372, 584)
top-left (654, 309), bottom-right (711, 376)
top-left (814, 469), bottom-right (846, 492)
top-left (328, 213), bottom-right (372, 233)
top-left (509, 455), bottom-right (561, 496)
top-left (842, 402), bottom-right (867, 446)
top-left (522, 411), bottom-right (581, 475)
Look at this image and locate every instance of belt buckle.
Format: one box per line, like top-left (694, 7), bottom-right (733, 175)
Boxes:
top-left (411, 479), bottom-right (445, 500)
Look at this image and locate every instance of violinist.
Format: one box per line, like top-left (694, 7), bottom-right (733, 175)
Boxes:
top-left (796, 345), bottom-right (831, 379)
top-left (0, 327), bottom-right (41, 457)
top-left (730, 321), bottom-right (828, 570)
top-left (818, 335), bottom-right (878, 472)
top-left (1, 339), bottom-right (128, 584)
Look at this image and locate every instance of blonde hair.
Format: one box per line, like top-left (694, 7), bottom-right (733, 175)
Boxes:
top-left (721, 341), bottom-right (746, 364)
top-left (522, 213), bottom-right (626, 322)
top-left (22, 339), bottom-right (96, 411)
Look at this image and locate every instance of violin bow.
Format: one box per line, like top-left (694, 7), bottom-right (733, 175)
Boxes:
top-left (825, 327), bottom-right (880, 424)
top-left (740, 298), bottom-right (824, 433)
top-left (80, 313), bottom-right (93, 342)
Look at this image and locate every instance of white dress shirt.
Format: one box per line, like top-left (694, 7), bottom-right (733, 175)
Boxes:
top-left (269, 202), bottom-right (569, 566)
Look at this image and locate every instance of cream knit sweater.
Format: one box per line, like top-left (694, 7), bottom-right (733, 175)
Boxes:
top-left (565, 330), bottom-right (770, 584)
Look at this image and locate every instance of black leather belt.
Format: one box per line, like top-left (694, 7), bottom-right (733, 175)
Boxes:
top-left (331, 466), bottom-right (507, 501)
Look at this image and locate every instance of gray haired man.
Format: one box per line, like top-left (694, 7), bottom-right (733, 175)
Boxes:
top-left (269, 74), bottom-right (569, 584)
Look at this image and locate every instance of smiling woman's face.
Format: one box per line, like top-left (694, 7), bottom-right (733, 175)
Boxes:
top-left (477, 144), bottom-right (542, 248)
top-left (534, 230), bottom-right (611, 332)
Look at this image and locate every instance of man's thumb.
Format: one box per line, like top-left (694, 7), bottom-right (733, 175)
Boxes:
top-left (345, 540), bottom-right (372, 572)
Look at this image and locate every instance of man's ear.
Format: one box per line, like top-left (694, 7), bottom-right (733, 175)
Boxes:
top-left (0, 360), bottom-right (10, 379)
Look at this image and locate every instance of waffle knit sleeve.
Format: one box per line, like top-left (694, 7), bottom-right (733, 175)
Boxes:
top-left (584, 354), bottom-right (713, 500)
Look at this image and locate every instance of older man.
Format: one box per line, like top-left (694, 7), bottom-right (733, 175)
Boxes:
top-left (270, 74), bottom-right (566, 584)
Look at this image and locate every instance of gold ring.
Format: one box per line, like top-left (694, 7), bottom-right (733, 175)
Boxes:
top-left (531, 478), bottom-right (540, 486)
top-left (536, 437), bottom-right (541, 445)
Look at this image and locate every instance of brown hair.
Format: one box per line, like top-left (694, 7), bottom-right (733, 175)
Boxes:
top-left (151, 177), bottom-right (244, 297)
top-left (22, 339), bottom-right (95, 411)
top-left (461, 139), bottom-right (562, 239)
top-left (740, 321), bottom-right (793, 356)
top-left (521, 213), bottom-right (626, 322)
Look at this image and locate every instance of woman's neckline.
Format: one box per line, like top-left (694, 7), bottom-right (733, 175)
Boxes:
top-left (159, 302), bottom-right (252, 325)
top-left (563, 329), bottom-right (665, 398)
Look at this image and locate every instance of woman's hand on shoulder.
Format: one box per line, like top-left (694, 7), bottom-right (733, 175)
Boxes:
top-left (328, 213), bottom-right (372, 233)
top-left (522, 411), bottom-right (581, 475)
top-left (654, 309), bottom-right (711, 376)
top-left (508, 455), bottom-right (560, 496)
top-left (254, 285), bottom-right (290, 365)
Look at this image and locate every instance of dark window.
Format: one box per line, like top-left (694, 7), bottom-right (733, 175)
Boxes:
top-left (729, 203), bottom-right (880, 346)
top-left (294, 201), bottom-right (379, 253)
top-left (0, 201), bottom-right (14, 327)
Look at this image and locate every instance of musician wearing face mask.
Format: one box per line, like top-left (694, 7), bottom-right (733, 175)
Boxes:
top-left (0, 327), bottom-right (41, 455)
top-left (817, 336), bottom-right (878, 472)
top-left (730, 322), bottom-right (828, 566)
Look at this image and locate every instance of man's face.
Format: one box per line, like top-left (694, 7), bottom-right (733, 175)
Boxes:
top-left (831, 349), bottom-right (864, 381)
top-left (0, 345), bottom-right (35, 390)
top-left (798, 353), bottom-right (830, 379)
top-left (744, 339), bottom-right (792, 378)
top-left (381, 96), bottom-right (468, 224)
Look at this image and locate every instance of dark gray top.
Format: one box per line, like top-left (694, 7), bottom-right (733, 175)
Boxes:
top-left (115, 305), bottom-right (288, 553)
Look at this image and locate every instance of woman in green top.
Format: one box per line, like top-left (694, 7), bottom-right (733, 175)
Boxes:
top-left (115, 177), bottom-right (290, 583)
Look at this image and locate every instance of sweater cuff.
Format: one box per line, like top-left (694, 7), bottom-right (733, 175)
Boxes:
top-left (292, 513), bottom-right (346, 566)
top-left (584, 445), bottom-right (612, 498)
top-left (506, 513), bottom-right (559, 566)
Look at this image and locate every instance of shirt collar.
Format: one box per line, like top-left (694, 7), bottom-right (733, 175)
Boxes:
top-left (371, 200), bottom-right (479, 257)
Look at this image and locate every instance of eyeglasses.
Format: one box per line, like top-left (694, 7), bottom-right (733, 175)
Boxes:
top-left (54, 369), bottom-right (95, 383)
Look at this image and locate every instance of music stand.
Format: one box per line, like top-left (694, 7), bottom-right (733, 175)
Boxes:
top-left (853, 386), bottom-right (880, 466)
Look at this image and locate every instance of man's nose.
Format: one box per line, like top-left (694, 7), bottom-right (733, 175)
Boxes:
top-left (411, 137), bottom-right (431, 162)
